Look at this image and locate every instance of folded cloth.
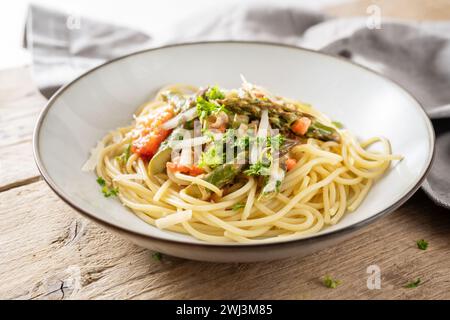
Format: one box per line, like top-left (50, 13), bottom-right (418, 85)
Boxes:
top-left (24, 4), bottom-right (450, 209)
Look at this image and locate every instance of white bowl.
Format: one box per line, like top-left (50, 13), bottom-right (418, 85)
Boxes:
top-left (33, 42), bottom-right (434, 262)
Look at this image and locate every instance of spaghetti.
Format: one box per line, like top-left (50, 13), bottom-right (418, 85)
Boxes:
top-left (84, 78), bottom-right (402, 243)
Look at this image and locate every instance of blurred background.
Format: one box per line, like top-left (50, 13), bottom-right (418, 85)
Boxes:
top-left (1, 0), bottom-right (450, 70)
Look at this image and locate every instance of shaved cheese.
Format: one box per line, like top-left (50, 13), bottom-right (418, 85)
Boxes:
top-left (179, 131), bottom-right (193, 167)
top-left (240, 73), bottom-right (252, 90)
top-left (161, 107), bottom-right (198, 130)
top-left (81, 140), bottom-right (105, 172)
top-left (155, 210), bottom-right (192, 229)
top-left (179, 145), bottom-right (193, 167)
top-left (257, 109), bottom-right (269, 138)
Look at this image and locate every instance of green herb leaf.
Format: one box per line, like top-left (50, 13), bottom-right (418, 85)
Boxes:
top-left (206, 85), bottom-right (225, 100)
top-left (152, 252), bottom-right (162, 261)
top-left (101, 186), bottom-right (110, 197)
top-left (332, 121), bottom-right (344, 129)
top-left (323, 275), bottom-right (341, 289)
top-left (101, 185), bottom-right (119, 198)
top-left (405, 278), bottom-right (421, 288)
top-left (96, 177), bottom-right (106, 186)
top-left (268, 134), bottom-right (285, 150)
top-left (196, 96), bottom-right (228, 121)
top-left (244, 161), bottom-right (271, 176)
top-left (98, 177), bottom-right (119, 198)
top-left (416, 239), bottom-right (428, 250)
top-left (232, 203), bottom-right (245, 211)
top-left (109, 187), bottom-right (119, 197)
top-left (116, 144), bottom-right (132, 165)
top-left (198, 146), bottom-right (224, 169)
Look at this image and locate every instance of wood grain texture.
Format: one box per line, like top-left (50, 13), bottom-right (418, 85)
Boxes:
top-left (0, 68), bottom-right (46, 148)
top-left (0, 68), bottom-right (45, 191)
top-left (0, 140), bottom-right (40, 191)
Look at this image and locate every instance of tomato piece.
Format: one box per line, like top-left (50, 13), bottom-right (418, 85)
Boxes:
top-left (291, 117), bottom-right (311, 136)
top-left (166, 162), bottom-right (205, 176)
top-left (286, 158), bottom-right (297, 171)
top-left (131, 105), bottom-right (175, 158)
top-left (188, 165), bottom-right (205, 176)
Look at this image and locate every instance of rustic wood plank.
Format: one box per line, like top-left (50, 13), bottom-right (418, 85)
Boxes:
top-left (0, 68), bottom-right (45, 191)
top-left (0, 140), bottom-right (40, 191)
top-left (0, 180), bottom-right (448, 300)
top-left (0, 68), bottom-right (46, 148)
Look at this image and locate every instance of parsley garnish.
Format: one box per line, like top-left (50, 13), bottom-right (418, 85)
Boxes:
top-left (198, 146), bottom-right (224, 169)
top-left (206, 85), bottom-right (225, 100)
top-left (244, 161), bottom-right (271, 176)
top-left (323, 275), bottom-right (341, 289)
top-left (97, 176), bottom-right (119, 197)
top-left (152, 252), bottom-right (162, 261)
top-left (405, 278), bottom-right (421, 288)
top-left (268, 134), bottom-right (285, 150)
top-left (107, 187), bottom-right (119, 197)
top-left (116, 144), bottom-right (131, 165)
top-left (232, 203), bottom-right (245, 211)
top-left (102, 186), bottom-right (119, 198)
top-left (416, 239), bottom-right (428, 250)
top-left (97, 177), bottom-right (106, 186)
top-left (196, 96), bottom-right (228, 121)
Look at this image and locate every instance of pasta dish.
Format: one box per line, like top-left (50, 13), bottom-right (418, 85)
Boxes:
top-left (83, 76), bottom-right (402, 243)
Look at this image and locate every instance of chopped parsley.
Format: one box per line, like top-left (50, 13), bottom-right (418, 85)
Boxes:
top-left (196, 96), bottom-right (228, 121)
top-left (198, 145), bottom-right (223, 169)
top-left (232, 203), bottom-right (245, 211)
top-left (97, 176), bottom-right (119, 198)
top-left (96, 177), bottom-right (106, 186)
top-left (331, 121), bottom-right (344, 129)
top-left (244, 161), bottom-right (271, 176)
top-left (116, 144), bottom-right (131, 165)
top-left (105, 187), bottom-right (119, 197)
top-left (152, 252), bottom-right (162, 261)
top-left (323, 275), bottom-right (341, 289)
top-left (416, 239), bottom-right (428, 250)
top-left (405, 278), bottom-right (421, 288)
top-left (206, 85), bottom-right (225, 100)
top-left (268, 134), bottom-right (285, 150)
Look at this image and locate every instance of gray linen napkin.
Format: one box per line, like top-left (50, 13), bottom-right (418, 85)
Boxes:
top-left (24, 4), bottom-right (450, 208)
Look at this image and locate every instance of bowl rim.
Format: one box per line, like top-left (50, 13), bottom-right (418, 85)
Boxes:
top-left (33, 40), bottom-right (436, 248)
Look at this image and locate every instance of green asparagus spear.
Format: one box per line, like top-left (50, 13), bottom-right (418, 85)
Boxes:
top-left (218, 91), bottom-right (340, 142)
top-left (204, 163), bottom-right (244, 188)
top-left (184, 163), bottom-right (244, 199)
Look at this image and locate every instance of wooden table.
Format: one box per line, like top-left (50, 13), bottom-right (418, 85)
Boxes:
top-left (1, 1), bottom-right (450, 300)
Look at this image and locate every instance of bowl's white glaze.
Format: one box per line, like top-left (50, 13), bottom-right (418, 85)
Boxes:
top-left (33, 42), bottom-right (434, 262)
